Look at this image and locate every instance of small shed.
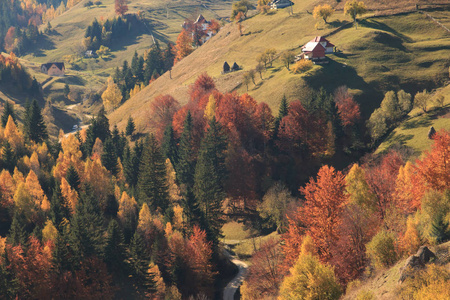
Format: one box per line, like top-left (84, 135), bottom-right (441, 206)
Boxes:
top-left (231, 62), bottom-right (240, 71)
top-left (223, 61), bottom-right (230, 73)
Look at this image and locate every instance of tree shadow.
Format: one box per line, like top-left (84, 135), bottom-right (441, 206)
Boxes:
top-left (328, 19), bottom-right (347, 28)
top-left (359, 19), bottom-right (413, 43)
top-left (301, 58), bottom-right (383, 117)
top-left (401, 116), bottom-right (433, 129)
top-left (383, 132), bottom-right (415, 148)
top-left (31, 35), bottom-right (56, 57)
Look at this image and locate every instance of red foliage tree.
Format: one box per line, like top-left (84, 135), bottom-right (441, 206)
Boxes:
top-left (244, 238), bottom-right (284, 298)
top-left (207, 19), bottom-right (221, 34)
top-left (364, 150), bottom-right (405, 220)
top-left (188, 73), bottom-right (216, 106)
top-left (336, 95), bottom-right (361, 127)
top-left (148, 94), bottom-right (180, 142)
top-left (4, 27), bottom-right (16, 53)
top-left (174, 29), bottom-right (193, 64)
top-left (115, 0), bottom-right (128, 16)
top-left (415, 129), bottom-right (450, 192)
top-left (299, 165), bottom-right (347, 261)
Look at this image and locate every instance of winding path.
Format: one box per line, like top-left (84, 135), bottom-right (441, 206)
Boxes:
top-left (223, 250), bottom-right (248, 300)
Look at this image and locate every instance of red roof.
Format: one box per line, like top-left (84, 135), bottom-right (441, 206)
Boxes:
top-left (309, 36), bottom-right (335, 48)
top-left (301, 42), bottom-right (326, 52)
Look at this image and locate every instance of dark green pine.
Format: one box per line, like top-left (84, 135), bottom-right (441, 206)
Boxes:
top-left (24, 99), bottom-right (48, 143)
top-left (193, 117), bottom-right (227, 247)
top-left (104, 219), bottom-right (126, 272)
top-left (102, 137), bottom-right (118, 175)
top-left (137, 135), bottom-right (169, 212)
top-left (2, 141), bottom-right (16, 173)
top-left (176, 111), bottom-right (196, 190)
top-left (65, 165), bottom-right (81, 192)
top-left (126, 116), bottom-right (135, 137)
top-left (161, 124), bottom-right (178, 168)
top-left (69, 184), bottom-right (104, 259)
top-left (1, 101), bottom-right (17, 127)
top-left (278, 94), bottom-right (289, 120)
top-left (128, 231), bottom-right (149, 284)
top-left (8, 212), bottom-right (28, 248)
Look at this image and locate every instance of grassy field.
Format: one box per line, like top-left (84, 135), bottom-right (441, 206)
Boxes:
top-left (377, 83), bottom-right (450, 155)
top-left (108, 1), bottom-right (450, 132)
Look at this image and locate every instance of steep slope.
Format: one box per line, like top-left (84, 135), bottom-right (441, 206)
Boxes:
top-left (109, 0), bottom-right (450, 133)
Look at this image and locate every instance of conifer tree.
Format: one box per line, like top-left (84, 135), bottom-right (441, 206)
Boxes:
top-left (0, 251), bottom-right (19, 299)
top-left (128, 230), bottom-right (149, 284)
top-left (162, 124), bottom-right (178, 168)
top-left (65, 165), bottom-right (81, 192)
top-left (2, 141), bottom-right (16, 172)
top-left (8, 211), bottom-right (27, 247)
top-left (102, 137), bottom-right (118, 175)
top-left (126, 116), bottom-right (135, 137)
top-left (177, 111), bottom-right (196, 190)
top-left (271, 95), bottom-right (289, 145)
top-left (24, 99), bottom-right (48, 143)
top-left (70, 184), bottom-right (104, 259)
top-left (1, 101), bottom-right (16, 127)
top-left (104, 219), bottom-right (126, 272)
top-left (83, 108), bottom-right (111, 156)
top-left (193, 117), bottom-right (227, 246)
top-left (137, 135), bottom-right (169, 212)
top-left (50, 183), bottom-right (65, 226)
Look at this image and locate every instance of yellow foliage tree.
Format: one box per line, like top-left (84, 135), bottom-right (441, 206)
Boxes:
top-left (0, 170), bottom-right (15, 205)
top-left (204, 94), bottom-right (216, 121)
top-left (137, 202), bottom-right (152, 234)
top-left (102, 77), bottom-right (123, 111)
top-left (42, 219), bottom-right (58, 243)
top-left (117, 191), bottom-right (138, 230)
top-left (25, 170), bottom-right (48, 208)
top-left (60, 177), bottom-right (78, 214)
top-left (30, 151), bottom-right (40, 174)
top-left (146, 262), bottom-right (166, 298)
top-left (278, 236), bottom-right (341, 300)
top-left (313, 4), bottom-right (334, 24)
top-left (4, 115), bottom-right (24, 151)
top-left (401, 217), bottom-right (421, 256)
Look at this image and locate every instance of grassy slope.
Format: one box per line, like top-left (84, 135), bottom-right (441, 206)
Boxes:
top-left (343, 241), bottom-right (450, 299)
top-left (109, 0), bottom-right (450, 132)
top-left (24, 0), bottom-right (232, 75)
top-left (377, 83), bottom-right (450, 154)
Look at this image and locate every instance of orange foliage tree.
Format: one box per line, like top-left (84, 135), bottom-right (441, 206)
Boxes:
top-left (174, 29), bottom-right (193, 63)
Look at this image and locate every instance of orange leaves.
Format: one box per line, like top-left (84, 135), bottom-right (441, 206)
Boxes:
top-left (174, 29), bottom-right (193, 64)
top-left (415, 129), bottom-right (450, 192)
top-left (60, 177), bottom-right (78, 214)
top-left (299, 165), bottom-right (347, 261)
top-left (4, 115), bottom-right (24, 151)
top-left (148, 95), bottom-right (180, 142)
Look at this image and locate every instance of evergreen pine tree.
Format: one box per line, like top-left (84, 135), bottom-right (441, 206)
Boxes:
top-left (271, 95), bottom-right (290, 147)
top-left (82, 108), bottom-right (111, 156)
top-left (431, 216), bottom-right (450, 243)
top-left (24, 99), bottom-right (48, 143)
top-left (128, 230), bottom-right (149, 284)
top-left (8, 212), bottom-right (27, 247)
top-left (177, 111), bottom-right (196, 190)
top-left (69, 184), bottom-right (105, 259)
top-left (52, 222), bottom-right (74, 272)
top-left (137, 135), bottom-right (169, 212)
top-left (104, 219), bottom-right (126, 272)
top-left (193, 117), bottom-right (227, 247)
top-left (50, 183), bottom-right (66, 226)
top-left (1, 101), bottom-right (17, 127)
top-left (278, 94), bottom-right (289, 120)
top-left (102, 137), bottom-right (118, 175)
top-left (2, 141), bottom-right (16, 172)
top-left (161, 124), bottom-right (178, 168)
top-left (65, 165), bottom-right (81, 192)
top-left (111, 125), bottom-right (126, 159)
top-left (126, 116), bottom-right (135, 137)
top-left (0, 251), bottom-right (19, 299)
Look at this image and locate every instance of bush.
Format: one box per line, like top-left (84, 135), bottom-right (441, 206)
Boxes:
top-left (356, 290), bottom-right (376, 300)
top-left (366, 230), bottom-right (398, 269)
top-left (84, 1), bottom-right (93, 7)
top-left (292, 59), bottom-right (313, 74)
top-left (399, 264), bottom-right (450, 299)
top-left (94, 1), bottom-right (102, 5)
top-left (417, 190), bottom-right (450, 244)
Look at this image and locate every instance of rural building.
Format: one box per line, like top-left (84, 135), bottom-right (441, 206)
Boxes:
top-left (182, 14), bottom-right (214, 44)
top-left (270, 0), bottom-right (294, 9)
top-left (307, 36), bottom-right (335, 53)
top-left (40, 62), bottom-right (65, 76)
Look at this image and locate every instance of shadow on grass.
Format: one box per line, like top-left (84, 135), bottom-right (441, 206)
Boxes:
top-left (401, 116), bottom-right (433, 129)
top-left (359, 19), bottom-right (413, 43)
top-left (31, 35), bottom-right (56, 57)
top-left (384, 132), bottom-right (415, 147)
top-left (301, 58), bottom-right (383, 117)
top-left (329, 20), bottom-right (347, 28)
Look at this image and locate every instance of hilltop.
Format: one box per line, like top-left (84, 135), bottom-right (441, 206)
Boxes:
top-left (108, 0), bottom-right (450, 133)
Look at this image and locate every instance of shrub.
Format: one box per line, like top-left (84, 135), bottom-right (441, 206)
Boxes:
top-left (366, 229), bottom-right (397, 269)
top-left (356, 290), bottom-right (376, 300)
top-left (399, 264), bottom-right (450, 299)
top-left (417, 190), bottom-right (450, 244)
top-left (84, 1), bottom-right (93, 7)
top-left (292, 59), bottom-right (313, 74)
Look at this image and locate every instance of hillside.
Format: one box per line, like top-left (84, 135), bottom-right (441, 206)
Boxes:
top-left (343, 241), bottom-right (450, 299)
top-left (377, 83), bottom-right (450, 154)
top-left (23, 0), bottom-right (233, 75)
top-left (108, 0), bottom-right (450, 133)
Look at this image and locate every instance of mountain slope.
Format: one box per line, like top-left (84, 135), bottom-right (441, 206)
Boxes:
top-left (109, 0), bottom-right (450, 133)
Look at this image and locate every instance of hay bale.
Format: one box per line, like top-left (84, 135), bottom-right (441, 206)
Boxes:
top-left (223, 61), bottom-right (230, 73)
top-left (428, 126), bottom-right (436, 139)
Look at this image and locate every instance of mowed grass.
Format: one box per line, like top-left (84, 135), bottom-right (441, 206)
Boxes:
top-left (377, 84), bottom-right (450, 154)
top-left (222, 221), bottom-right (253, 241)
top-left (109, 3), bottom-right (450, 132)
